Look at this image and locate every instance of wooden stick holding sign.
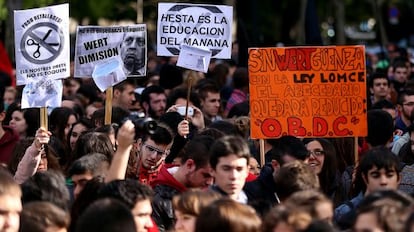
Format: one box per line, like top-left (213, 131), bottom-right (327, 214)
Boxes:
top-left (184, 72), bottom-right (194, 120)
top-left (259, 139), bottom-right (265, 167)
top-left (40, 107), bottom-right (48, 130)
top-left (354, 136), bottom-right (359, 164)
top-left (105, 87), bottom-right (113, 125)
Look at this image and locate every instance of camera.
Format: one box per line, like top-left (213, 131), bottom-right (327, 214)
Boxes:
top-left (122, 114), bottom-right (157, 139)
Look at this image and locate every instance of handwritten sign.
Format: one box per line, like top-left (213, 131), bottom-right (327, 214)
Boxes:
top-left (249, 46), bottom-right (367, 139)
top-left (157, 3), bottom-right (233, 59)
top-left (14, 3), bottom-right (70, 86)
top-left (74, 25), bottom-right (147, 81)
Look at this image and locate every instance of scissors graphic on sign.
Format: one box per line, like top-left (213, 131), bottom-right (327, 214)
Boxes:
top-left (26, 29), bottom-right (59, 58)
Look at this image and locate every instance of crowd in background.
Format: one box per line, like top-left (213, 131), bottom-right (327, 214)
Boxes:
top-left (2, 42), bottom-right (414, 231)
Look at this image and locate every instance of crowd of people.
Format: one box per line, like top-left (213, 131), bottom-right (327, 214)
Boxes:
top-left (2, 43), bottom-right (414, 232)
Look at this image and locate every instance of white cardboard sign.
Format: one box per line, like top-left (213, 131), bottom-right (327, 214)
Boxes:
top-left (177, 45), bottom-right (212, 73)
top-left (74, 25), bottom-right (147, 91)
top-left (157, 3), bottom-right (233, 59)
top-left (14, 4), bottom-right (70, 86)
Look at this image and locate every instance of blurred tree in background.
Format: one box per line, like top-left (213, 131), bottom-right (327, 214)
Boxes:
top-left (1, 0), bottom-right (414, 64)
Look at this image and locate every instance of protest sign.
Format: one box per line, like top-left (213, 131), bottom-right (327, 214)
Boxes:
top-left (91, 57), bottom-right (126, 92)
top-left (157, 3), bottom-right (233, 59)
top-left (14, 4), bottom-right (70, 86)
top-left (21, 78), bottom-right (62, 109)
top-left (177, 44), bottom-right (212, 73)
top-left (74, 24), bottom-right (147, 90)
top-left (249, 46), bottom-right (367, 139)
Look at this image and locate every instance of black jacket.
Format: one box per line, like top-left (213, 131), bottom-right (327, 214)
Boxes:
top-left (151, 167), bottom-right (187, 232)
top-left (244, 164), bottom-right (279, 217)
top-left (152, 184), bottom-right (181, 232)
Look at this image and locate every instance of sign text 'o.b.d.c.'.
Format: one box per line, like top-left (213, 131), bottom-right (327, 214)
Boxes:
top-left (248, 46), bottom-right (367, 139)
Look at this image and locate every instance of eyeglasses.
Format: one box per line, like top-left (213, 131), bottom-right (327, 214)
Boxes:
top-left (307, 150), bottom-right (326, 158)
top-left (143, 143), bottom-right (169, 157)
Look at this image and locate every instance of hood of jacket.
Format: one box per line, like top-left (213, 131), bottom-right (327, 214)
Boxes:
top-left (150, 166), bottom-right (187, 193)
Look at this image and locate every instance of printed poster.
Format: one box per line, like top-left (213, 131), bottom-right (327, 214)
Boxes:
top-left (157, 2), bottom-right (233, 59)
top-left (74, 25), bottom-right (147, 90)
top-left (21, 78), bottom-right (62, 109)
top-left (14, 4), bottom-right (70, 86)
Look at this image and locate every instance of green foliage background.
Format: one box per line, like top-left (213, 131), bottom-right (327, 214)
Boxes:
top-left (1, 0), bottom-right (414, 62)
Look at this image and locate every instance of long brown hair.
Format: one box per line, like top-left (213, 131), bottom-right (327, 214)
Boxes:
top-left (303, 138), bottom-right (340, 203)
top-left (8, 137), bottom-right (61, 175)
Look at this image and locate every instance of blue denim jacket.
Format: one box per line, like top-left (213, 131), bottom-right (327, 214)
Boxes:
top-left (334, 191), bottom-right (364, 224)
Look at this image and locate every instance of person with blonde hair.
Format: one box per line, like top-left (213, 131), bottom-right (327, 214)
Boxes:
top-left (172, 189), bottom-right (221, 232)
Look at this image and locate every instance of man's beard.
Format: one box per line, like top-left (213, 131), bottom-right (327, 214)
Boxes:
top-left (148, 107), bottom-right (159, 119)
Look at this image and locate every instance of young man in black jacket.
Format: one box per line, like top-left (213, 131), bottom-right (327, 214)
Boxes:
top-left (244, 135), bottom-right (309, 216)
top-left (150, 135), bottom-right (214, 232)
